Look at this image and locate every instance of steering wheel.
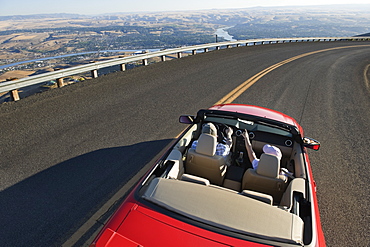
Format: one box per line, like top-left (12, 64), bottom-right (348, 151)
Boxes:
top-left (214, 123), bottom-right (229, 144)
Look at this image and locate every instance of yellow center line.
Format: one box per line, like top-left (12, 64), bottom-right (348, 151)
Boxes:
top-left (215, 44), bottom-right (370, 105)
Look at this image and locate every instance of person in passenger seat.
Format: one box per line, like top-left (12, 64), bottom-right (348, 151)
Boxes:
top-left (242, 130), bottom-right (282, 169)
top-left (242, 130), bottom-right (294, 178)
top-left (191, 122), bottom-right (233, 157)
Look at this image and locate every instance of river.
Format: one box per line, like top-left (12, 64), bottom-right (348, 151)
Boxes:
top-left (214, 26), bottom-right (236, 42)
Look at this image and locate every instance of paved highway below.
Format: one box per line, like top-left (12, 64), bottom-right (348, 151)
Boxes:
top-left (0, 41), bottom-right (369, 246)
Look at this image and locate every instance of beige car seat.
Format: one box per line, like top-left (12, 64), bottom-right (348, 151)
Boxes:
top-left (242, 153), bottom-right (288, 202)
top-left (186, 133), bottom-right (227, 185)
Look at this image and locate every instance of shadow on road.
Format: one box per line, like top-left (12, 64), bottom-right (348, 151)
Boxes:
top-left (0, 139), bottom-right (173, 247)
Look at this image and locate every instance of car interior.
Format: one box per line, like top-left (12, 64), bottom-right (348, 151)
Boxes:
top-left (138, 112), bottom-right (315, 246)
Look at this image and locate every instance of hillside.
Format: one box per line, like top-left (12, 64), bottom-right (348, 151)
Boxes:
top-left (1, 4), bottom-right (369, 79)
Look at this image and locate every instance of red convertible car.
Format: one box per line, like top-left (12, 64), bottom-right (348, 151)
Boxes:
top-left (91, 104), bottom-right (325, 247)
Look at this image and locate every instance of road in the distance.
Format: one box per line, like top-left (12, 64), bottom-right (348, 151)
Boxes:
top-left (0, 42), bottom-right (369, 246)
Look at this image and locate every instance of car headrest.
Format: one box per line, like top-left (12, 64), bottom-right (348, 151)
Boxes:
top-left (202, 122), bottom-right (217, 137)
top-left (196, 133), bottom-right (217, 156)
top-left (256, 153), bottom-right (281, 178)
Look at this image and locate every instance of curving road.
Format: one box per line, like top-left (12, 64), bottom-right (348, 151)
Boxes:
top-left (0, 41), bottom-right (369, 247)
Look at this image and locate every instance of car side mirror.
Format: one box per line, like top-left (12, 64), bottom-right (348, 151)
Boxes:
top-left (179, 115), bottom-right (195, 124)
top-left (303, 137), bottom-right (320, 151)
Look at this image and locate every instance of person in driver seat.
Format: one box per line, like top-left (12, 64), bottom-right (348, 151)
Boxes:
top-left (191, 122), bottom-right (233, 157)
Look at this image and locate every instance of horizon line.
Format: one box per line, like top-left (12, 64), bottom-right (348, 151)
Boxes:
top-left (1, 4), bottom-right (370, 17)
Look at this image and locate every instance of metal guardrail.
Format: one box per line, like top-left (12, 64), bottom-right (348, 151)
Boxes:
top-left (1, 36), bottom-right (369, 101)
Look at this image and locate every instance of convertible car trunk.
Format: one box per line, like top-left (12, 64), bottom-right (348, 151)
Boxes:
top-left (142, 178), bottom-right (303, 244)
top-left (112, 203), bottom-right (269, 247)
top-left (116, 207), bottom-right (230, 246)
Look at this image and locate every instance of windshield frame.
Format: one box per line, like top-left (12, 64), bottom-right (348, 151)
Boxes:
top-left (196, 109), bottom-right (301, 140)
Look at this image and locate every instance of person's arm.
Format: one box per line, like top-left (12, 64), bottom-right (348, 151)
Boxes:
top-left (241, 130), bottom-right (257, 163)
top-left (223, 126), bottom-right (233, 147)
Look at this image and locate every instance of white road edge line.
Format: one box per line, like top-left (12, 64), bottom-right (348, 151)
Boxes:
top-left (364, 64), bottom-right (370, 91)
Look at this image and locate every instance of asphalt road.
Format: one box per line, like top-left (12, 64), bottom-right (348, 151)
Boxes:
top-left (0, 41), bottom-right (369, 247)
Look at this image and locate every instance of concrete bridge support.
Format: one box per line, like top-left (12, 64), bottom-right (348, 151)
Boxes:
top-left (56, 78), bottom-right (64, 88)
top-left (120, 64), bottom-right (126, 71)
top-left (91, 69), bottom-right (98, 79)
top-left (10, 89), bottom-right (20, 101)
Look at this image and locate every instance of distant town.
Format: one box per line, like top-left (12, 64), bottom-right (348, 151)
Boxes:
top-left (1, 4), bottom-right (370, 82)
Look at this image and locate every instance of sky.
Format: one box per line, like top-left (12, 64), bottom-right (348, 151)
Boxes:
top-left (1, 0), bottom-right (370, 16)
